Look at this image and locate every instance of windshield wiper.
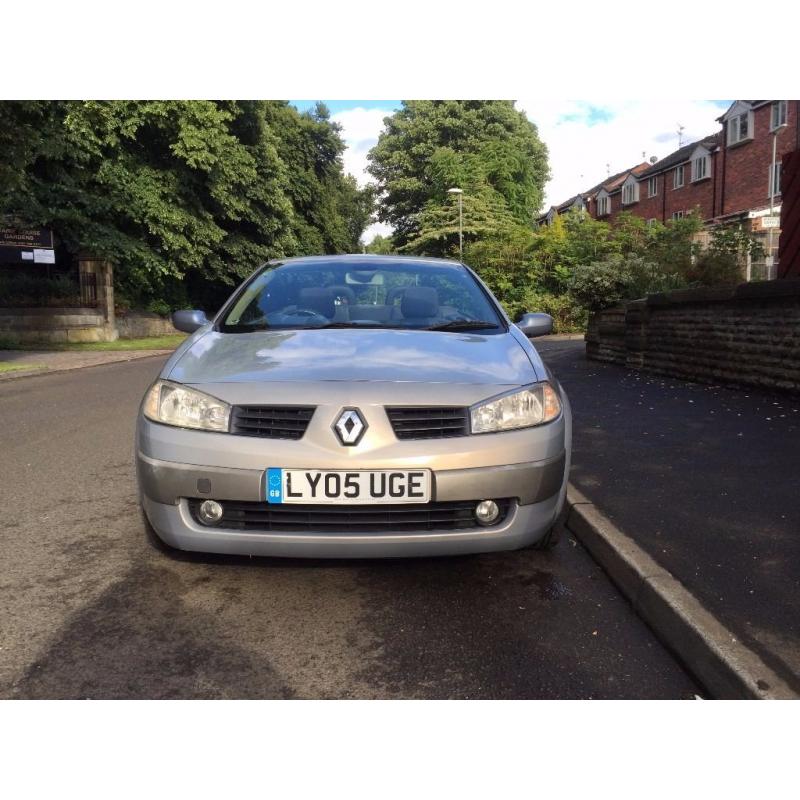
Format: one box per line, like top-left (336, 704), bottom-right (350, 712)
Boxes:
top-left (423, 320), bottom-right (501, 332)
top-left (312, 321), bottom-right (388, 329)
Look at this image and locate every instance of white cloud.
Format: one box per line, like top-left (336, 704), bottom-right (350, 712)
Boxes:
top-left (515, 100), bottom-right (730, 210)
top-left (331, 106), bottom-right (393, 188)
top-left (332, 106), bottom-right (395, 245)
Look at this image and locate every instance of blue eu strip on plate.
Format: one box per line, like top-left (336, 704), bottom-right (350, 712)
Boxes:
top-left (266, 468), bottom-right (283, 504)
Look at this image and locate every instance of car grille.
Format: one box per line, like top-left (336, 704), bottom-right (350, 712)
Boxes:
top-left (230, 405), bottom-right (315, 439)
top-left (386, 406), bottom-right (470, 440)
top-left (188, 499), bottom-right (511, 533)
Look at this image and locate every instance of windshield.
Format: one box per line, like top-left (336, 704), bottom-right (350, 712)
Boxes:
top-left (219, 260), bottom-right (504, 333)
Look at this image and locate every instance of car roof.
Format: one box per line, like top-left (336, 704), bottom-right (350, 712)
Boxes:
top-left (270, 254), bottom-right (466, 270)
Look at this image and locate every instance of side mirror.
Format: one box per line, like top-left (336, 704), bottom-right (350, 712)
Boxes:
top-left (172, 309), bottom-right (209, 334)
top-left (516, 312), bottom-right (553, 338)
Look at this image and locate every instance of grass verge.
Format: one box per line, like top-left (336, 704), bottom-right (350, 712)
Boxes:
top-left (0, 362), bottom-right (47, 374)
top-left (0, 334), bottom-right (187, 352)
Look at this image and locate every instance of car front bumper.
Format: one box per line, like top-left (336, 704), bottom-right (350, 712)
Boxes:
top-left (136, 407), bottom-right (570, 558)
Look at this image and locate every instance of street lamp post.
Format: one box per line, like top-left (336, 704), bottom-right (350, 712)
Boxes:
top-left (447, 187), bottom-right (463, 260)
top-left (767, 120), bottom-right (788, 279)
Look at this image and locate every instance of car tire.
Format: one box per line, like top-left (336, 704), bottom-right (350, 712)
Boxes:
top-left (532, 524), bottom-right (561, 551)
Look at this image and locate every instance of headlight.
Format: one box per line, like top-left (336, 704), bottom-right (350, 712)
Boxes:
top-left (143, 380), bottom-right (230, 432)
top-left (470, 382), bottom-right (561, 434)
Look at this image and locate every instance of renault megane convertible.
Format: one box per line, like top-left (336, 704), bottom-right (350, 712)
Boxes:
top-left (136, 255), bottom-right (571, 558)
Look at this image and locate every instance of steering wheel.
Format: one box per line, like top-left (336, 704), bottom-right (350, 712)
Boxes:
top-left (280, 308), bottom-right (330, 324)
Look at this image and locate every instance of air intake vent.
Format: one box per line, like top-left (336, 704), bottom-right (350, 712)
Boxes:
top-left (230, 406), bottom-right (315, 439)
top-left (386, 406), bottom-right (469, 440)
top-left (189, 499), bottom-right (512, 533)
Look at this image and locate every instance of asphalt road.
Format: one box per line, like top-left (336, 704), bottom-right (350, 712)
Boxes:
top-left (0, 357), bottom-right (700, 699)
top-left (538, 338), bottom-right (800, 690)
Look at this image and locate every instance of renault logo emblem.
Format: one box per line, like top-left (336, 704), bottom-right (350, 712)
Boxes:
top-left (333, 408), bottom-right (367, 446)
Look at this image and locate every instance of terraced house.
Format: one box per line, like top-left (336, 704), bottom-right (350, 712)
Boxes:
top-left (539, 100), bottom-right (799, 279)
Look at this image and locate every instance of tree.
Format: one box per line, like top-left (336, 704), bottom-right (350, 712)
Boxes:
top-left (367, 101), bottom-right (549, 256)
top-left (365, 234), bottom-right (395, 254)
top-left (0, 100), bottom-right (373, 310)
top-left (262, 101), bottom-right (373, 255)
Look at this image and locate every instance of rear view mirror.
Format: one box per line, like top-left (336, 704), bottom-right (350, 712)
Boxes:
top-left (516, 312), bottom-right (553, 338)
top-left (172, 309), bottom-right (209, 334)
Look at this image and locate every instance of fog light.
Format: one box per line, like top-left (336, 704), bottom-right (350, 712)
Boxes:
top-left (475, 500), bottom-right (500, 526)
top-left (198, 499), bottom-right (224, 526)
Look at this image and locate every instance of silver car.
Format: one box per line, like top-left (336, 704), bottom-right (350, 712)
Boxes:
top-left (136, 255), bottom-right (571, 558)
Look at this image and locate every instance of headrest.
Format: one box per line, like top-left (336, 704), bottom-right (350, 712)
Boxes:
top-left (401, 286), bottom-right (439, 319)
top-left (298, 287), bottom-right (335, 319)
top-left (327, 285), bottom-right (356, 304)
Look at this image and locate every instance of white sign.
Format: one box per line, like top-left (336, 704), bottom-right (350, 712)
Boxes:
top-left (762, 216), bottom-right (780, 229)
top-left (33, 248), bottom-right (55, 264)
top-left (21, 251), bottom-right (34, 261)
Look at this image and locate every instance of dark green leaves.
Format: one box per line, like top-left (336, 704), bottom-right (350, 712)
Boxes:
top-left (0, 101), bottom-right (373, 310)
top-left (367, 101), bottom-right (548, 256)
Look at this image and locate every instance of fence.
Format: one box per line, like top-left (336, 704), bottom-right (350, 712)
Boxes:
top-left (79, 270), bottom-right (98, 307)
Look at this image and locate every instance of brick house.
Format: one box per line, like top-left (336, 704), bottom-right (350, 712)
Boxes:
top-left (634, 133), bottom-right (721, 223)
top-left (544, 100), bottom-right (799, 278)
top-left (588, 163), bottom-right (650, 224)
top-left (537, 194), bottom-right (587, 226)
top-left (718, 100), bottom-right (797, 218)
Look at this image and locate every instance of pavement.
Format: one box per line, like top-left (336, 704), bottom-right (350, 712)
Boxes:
top-left (538, 338), bottom-right (800, 692)
top-left (0, 357), bottom-right (700, 699)
top-left (0, 349), bottom-right (174, 381)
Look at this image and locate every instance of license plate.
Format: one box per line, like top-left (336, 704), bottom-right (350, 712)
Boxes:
top-left (265, 468), bottom-right (431, 505)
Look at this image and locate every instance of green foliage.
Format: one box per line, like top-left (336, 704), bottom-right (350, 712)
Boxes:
top-left (145, 299), bottom-right (173, 317)
top-left (0, 270), bottom-right (81, 307)
top-left (364, 234), bottom-right (395, 254)
top-left (687, 222), bottom-right (762, 287)
top-left (687, 251), bottom-right (743, 287)
top-left (569, 254), bottom-right (682, 312)
top-left (645, 212), bottom-right (703, 279)
top-left (465, 206), bottom-right (748, 324)
top-left (0, 101), bottom-right (373, 310)
top-left (367, 101), bottom-right (548, 256)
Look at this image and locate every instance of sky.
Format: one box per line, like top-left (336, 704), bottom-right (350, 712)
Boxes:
top-left (291, 99), bottom-right (733, 242)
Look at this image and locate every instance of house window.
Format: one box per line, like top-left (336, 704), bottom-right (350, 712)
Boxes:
top-left (597, 195), bottom-right (609, 216)
top-left (771, 101), bottom-right (788, 131)
top-left (692, 155), bottom-right (709, 182)
top-left (647, 218), bottom-right (658, 227)
top-left (727, 112), bottom-right (752, 145)
top-left (671, 211), bottom-right (685, 220)
top-left (622, 182), bottom-right (638, 205)
top-left (648, 177), bottom-right (658, 198)
top-left (673, 165), bottom-right (685, 189)
top-left (769, 162), bottom-right (782, 198)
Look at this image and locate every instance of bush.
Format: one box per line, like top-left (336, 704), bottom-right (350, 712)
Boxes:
top-left (146, 299), bottom-right (172, 317)
top-left (0, 270), bottom-right (81, 307)
top-left (516, 290), bottom-right (588, 333)
top-left (686, 251), bottom-right (742, 287)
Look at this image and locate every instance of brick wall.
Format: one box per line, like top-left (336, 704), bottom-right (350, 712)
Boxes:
top-left (631, 175), bottom-right (662, 221)
top-left (585, 280), bottom-right (800, 393)
top-left (720, 102), bottom-right (798, 216)
top-left (662, 156), bottom-right (717, 221)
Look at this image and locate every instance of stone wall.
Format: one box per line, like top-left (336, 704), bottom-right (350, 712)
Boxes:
top-left (0, 307), bottom-right (116, 343)
top-left (0, 308), bottom-right (179, 343)
top-left (115, 311), bottom-right (180, 339)
top-left (586, 280), bottom-right (800, 393)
